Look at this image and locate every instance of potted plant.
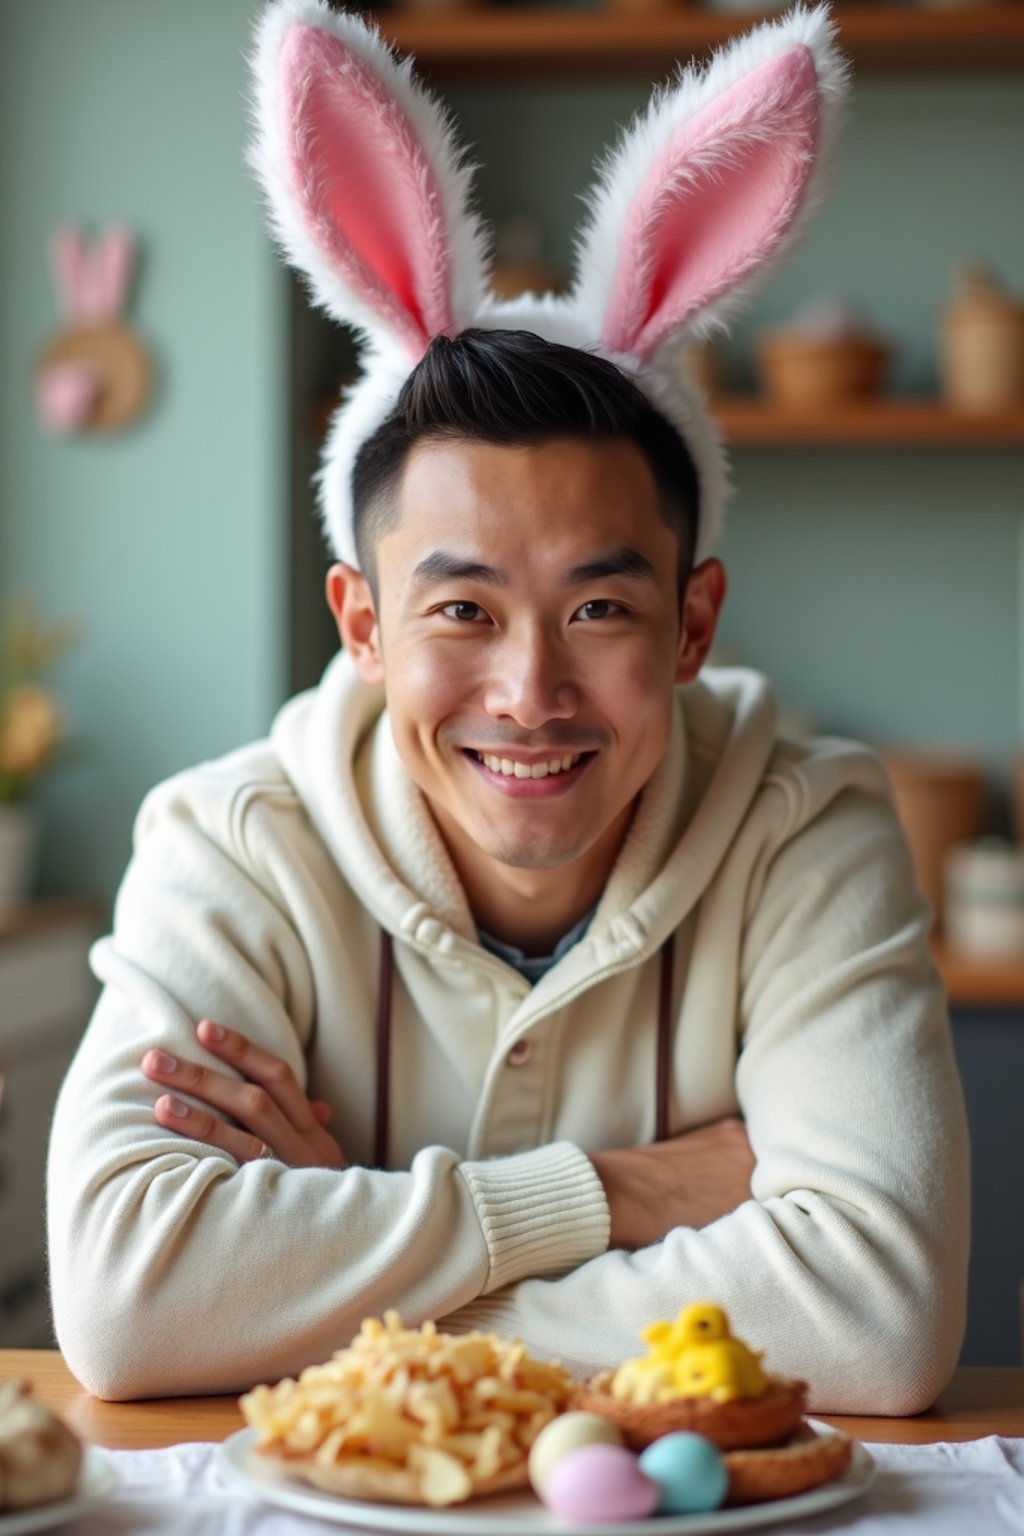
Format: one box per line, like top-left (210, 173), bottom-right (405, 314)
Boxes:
top-left (0, 596), bottom-right (78, 914)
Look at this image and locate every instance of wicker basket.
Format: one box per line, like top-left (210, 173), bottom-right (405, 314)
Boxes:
top-left (755, 333), bottom-right (889, 410)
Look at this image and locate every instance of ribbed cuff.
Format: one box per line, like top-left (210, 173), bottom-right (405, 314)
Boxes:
top-left (457, 1141), bottom-right (610, 1294)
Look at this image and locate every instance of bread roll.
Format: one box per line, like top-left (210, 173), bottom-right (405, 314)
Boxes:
top-left (0, 1378), bottom-right (83, 1511)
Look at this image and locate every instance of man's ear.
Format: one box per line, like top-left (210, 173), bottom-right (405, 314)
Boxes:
top-left (676, 558), bottom-right (727, 685)
top-left (326, 563), bottom-right (385, 686)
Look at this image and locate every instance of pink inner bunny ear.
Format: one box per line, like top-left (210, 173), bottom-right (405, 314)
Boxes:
top-left (50, 228), bottom-right (87, 323)
top-left (88, 229), bottom-right (135, 323)
top-left (281, 24), bottom-right (453, 359)
top-left (602, 46), bottom-right (820, 361)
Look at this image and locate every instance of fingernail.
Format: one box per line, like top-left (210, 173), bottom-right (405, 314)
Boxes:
top-left (199, 1021), bottom-right (226, 1042)
top-left (163, 1096), bottom-right (190, 1119)
top-left (149, 1050), bottom-right (177, 1073)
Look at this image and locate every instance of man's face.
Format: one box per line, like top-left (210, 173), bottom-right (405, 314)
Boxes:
top-left (337, 435), bottom-right (721, 884)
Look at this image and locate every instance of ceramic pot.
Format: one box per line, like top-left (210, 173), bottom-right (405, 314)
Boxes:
top-left (945, 839), bottom-right (1024, 958)
top-left (0, 802), bottom-right (37, 915)
top-left (940, 266), bottom-right (1024, 413)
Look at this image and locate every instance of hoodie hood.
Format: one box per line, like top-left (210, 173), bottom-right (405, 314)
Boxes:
top-left (271, 650), bottom-right (780, 973)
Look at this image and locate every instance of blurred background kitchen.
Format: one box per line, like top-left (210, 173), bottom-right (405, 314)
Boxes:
top-left (1, 0), bottom-right (1022, 1364)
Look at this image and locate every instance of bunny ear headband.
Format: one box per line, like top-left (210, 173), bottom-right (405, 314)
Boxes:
top-left (249, 0), bottom-right (849, 568)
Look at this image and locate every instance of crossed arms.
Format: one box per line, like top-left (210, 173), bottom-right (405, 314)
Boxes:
top-left (139, 1019), bottom-right (756, 1243)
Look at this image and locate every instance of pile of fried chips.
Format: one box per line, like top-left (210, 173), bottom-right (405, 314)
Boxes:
top-left (241, 1312), bottom-right (575, 1506)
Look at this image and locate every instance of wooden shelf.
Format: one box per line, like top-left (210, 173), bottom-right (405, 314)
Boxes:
top-left (0, 895), bottom-right (105, 947)
top-left (378, 6), bottom-right (1024, 81)
top-left (712, 397), bottom-right (1024, 447)
top-left (934, 942), bottom-right (1024, 1009)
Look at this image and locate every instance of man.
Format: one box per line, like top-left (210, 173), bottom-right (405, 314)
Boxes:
top-left (48, 2), bottom-right (968, 1406)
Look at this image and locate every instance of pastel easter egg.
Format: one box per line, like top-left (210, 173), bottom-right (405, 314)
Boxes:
top-left (543, 1444), bottom-right (659, 1524)
top-left (528, 1412), bottom-right (624, 1498)
top-left (638, 1432), bottom-right (728, 1515)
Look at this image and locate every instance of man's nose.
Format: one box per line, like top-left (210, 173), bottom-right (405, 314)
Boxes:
top-left (482, 632), bottom-right (579, 728)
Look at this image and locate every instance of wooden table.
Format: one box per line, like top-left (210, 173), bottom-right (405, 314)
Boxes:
top-left (2, 1352), bottom-right (1023, 1452)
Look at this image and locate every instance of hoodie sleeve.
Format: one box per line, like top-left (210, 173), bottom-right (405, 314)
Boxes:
top-left (46, 767), bottom-right (607, 1401)
top-left (440, 778), bottom-right (970, 1416)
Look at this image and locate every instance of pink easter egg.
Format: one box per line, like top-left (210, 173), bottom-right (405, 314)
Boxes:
top-left (544, 1444), bottom-right (659, 1524)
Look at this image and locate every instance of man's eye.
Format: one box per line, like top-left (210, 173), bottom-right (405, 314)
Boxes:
top-left (440, 601), bottom-right (487, 623)
top-left (575, 599), bottom-right (625, 622)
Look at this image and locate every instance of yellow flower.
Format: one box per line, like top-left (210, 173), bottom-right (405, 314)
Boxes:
top-left (0, 685), bottom-right (63, 777)
top-left (2, 595), bottom-right (78, 676)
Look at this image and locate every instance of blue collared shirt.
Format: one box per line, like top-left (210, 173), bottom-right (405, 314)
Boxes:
top-left (477, 907), bottom-right (595, 985)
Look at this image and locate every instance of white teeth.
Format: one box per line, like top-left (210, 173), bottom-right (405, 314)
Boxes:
top-left (478, 752), bottom-right (582, 778)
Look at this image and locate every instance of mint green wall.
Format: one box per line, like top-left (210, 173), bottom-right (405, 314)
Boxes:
top-left (1, 13), bottom-right (1021, 915)
top-left (448, 75), bottom-right (1023, 770)
top-left (0, 2), bottom-right (288, 908)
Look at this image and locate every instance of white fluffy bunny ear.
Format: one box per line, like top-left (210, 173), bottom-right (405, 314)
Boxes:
top-left (249, 0), bottom-right (489, 361)
top-left (573, 5), bottom-right (849, 363)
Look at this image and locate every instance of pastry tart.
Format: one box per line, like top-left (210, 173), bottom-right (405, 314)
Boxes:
top-left (260, 1448), bottom-right (532, 1505)
top-left (722, 1422), bottom-right (853, 1504)
top-left (575, 1302), bottom-right (854, 1506)
top-left (574, 1370), bottom-right (808, 1452)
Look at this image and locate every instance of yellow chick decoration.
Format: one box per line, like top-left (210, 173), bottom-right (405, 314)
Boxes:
top-left (611, 1303), bottom-right (768, 1405)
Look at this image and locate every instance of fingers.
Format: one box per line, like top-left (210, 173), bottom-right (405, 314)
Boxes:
top-left (143, 1048), bottom-right (298, 1159)
top-left (151, 1090), bottom-right (268, 1166)
top-left (194, 1019), bottom-right (318, 1134)
top-left (141, 1030), bottom-right (348, 1171)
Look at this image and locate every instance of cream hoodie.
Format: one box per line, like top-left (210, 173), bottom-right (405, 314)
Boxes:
top-left (47, 655), bottom-right (969, 1408)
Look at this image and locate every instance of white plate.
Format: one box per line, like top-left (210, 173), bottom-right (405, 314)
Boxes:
top-left (0, 1447), bottom-right (118, 1535)
top-left (217, 1421), bottom-right (875, 1535)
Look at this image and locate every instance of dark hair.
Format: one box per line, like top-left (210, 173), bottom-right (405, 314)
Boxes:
top-left (351, 328), bottom-right (700, 592)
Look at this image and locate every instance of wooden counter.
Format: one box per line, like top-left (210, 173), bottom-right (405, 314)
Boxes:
top-left (3, 1352), bottom-right (1023, 1451)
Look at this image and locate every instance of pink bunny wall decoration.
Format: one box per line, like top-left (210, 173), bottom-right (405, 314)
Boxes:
top-left (36, 226), bottom-right (152, 435)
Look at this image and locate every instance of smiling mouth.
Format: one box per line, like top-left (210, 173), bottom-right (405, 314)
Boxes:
top-left (466, 749), bottom-right (592, 780)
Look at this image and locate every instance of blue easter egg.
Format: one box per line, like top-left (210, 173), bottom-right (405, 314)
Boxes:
top-left (638, 1432), bottom-right (728, 1515)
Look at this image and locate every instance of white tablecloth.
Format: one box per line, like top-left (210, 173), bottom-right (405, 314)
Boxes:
top-left (60, 1436), bottom-right (1024, 1534)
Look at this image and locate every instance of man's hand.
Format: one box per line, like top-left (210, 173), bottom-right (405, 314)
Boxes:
top-left (141, 1020), bottom-right (346, 1169)
top-left (589, 1118), bottom-right (755, 1249)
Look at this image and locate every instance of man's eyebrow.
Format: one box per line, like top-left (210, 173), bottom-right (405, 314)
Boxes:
top-left (409, 552), bottom-right (508, 588)
top-left (564, 547), bottom-right (658, 586)
top-left (409, 545), bottom-right (659, 590)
